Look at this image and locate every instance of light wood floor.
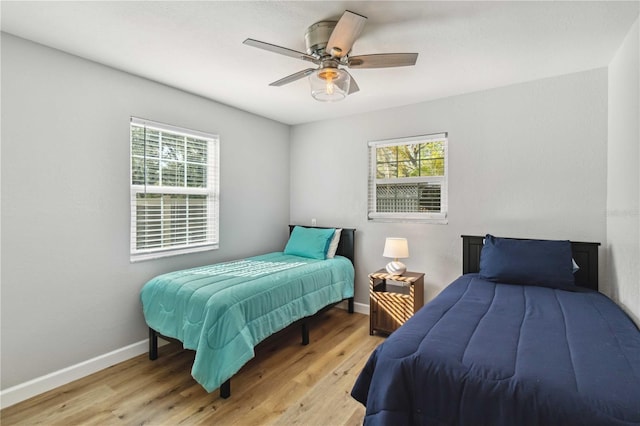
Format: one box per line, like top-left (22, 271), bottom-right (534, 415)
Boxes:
top-left (1, 309), bottom-right (383, 425)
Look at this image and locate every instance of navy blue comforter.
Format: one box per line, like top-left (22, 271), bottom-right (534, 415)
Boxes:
top-left (351, 274), bottom-right (640, 425)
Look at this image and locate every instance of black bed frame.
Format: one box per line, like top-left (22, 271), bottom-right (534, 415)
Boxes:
top-left (461, 235), bottom-right (600, 291)
top-left (148, 225), bottom-right (356, 399)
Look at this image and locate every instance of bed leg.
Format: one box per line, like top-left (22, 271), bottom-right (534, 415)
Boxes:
top-left (301, 322), bottom-right (309, 345)
top-left (348, 297), bottom-right (354, 314)
top-left (149, 327), bottom-right (158, 361)
top-left (220, 379), bottom-right (231, 399)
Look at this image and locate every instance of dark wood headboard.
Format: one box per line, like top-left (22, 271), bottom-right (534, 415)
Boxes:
top-left (289, 225), bottom-right (356, 265)
top-left (461, 235), bottom-right (600, 291)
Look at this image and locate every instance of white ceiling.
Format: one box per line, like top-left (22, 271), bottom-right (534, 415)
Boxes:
top-left (2, 1), bottom-right (638, 125)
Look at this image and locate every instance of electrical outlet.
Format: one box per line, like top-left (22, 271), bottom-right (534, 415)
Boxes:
top-left (311, 218), bottom-right (317, 226)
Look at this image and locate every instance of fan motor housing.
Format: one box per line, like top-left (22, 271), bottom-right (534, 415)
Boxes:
top-left (305, 21), bottom-right (337, 56)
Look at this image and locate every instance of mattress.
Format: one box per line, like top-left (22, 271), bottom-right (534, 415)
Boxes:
top-left (351, 274), bottom-right (640, 425)
top-left (141, 252), bottom-right (354, 392)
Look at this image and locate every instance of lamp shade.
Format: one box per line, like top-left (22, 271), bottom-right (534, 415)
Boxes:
top-left (383, 238), bottom-right (409, 259)
top-left (309, 67), bottom-right (350, 101)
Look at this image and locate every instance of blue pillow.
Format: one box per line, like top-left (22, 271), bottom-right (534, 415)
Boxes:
top-left (284, 226), bottom-right (336, 260)
top-left (479, 234), bottom-right (576, 290)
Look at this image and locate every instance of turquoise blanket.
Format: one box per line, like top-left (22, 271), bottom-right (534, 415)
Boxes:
top-left (140, 252), bottom-right (354, 392)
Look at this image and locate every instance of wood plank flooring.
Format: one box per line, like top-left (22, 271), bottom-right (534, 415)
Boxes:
top-left (1, 309), bottom-right (383, 425)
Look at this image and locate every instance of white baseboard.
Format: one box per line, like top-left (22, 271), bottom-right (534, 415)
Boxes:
top-left (334, 299), bottom-right (369, 315)
top-left (353, 301), bottom-right (369, 315)
top-left (0, 338), bottom-right (167, 410)
top-left (0, 304), bottom-right (370, 410)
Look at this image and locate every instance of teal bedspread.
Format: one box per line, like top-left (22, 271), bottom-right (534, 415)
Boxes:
top-left (140, 252), bottom-right (354, 392)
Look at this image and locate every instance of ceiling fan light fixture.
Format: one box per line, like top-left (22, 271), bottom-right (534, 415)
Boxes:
top-left (245, 10), bottom-right (417, 99)
top-left (309, 67), bottom-right (350, 102)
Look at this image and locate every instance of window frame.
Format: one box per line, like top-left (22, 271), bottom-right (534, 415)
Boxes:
top-left (129, 117), bottom-right (220, 262)
top-left (368, 133), bottom-right (448, 224)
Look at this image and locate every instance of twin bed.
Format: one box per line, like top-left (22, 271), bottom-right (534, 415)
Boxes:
top-left (352, 235), bottom-right (640, 425)
top-left (141, 228), bottom-right (640, 424)
top-left (141, 225), bottom-right (355, 398)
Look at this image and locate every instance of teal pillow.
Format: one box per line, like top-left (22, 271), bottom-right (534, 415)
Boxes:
top-left (284, 226), bottom-right (336, 260)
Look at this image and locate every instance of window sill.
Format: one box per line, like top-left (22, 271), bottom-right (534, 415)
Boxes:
top-left (368, 212), bottom-right (448, 224)
top-left (130, 243), bottom-right (219, 263)
top-left (368, 217), bottom-right (448, 224)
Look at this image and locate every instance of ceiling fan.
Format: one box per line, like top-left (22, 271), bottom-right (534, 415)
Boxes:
top-left (243, 10), bottom-right (419, 102)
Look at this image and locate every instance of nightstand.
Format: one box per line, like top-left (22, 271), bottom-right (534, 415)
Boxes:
top-left (369, 269), bottom-right (425, 335)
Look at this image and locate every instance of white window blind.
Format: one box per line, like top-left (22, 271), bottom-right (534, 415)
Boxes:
top-left (130, 117), bottom-right (219, 262)
top-left (368, 133), bottom-right (448, 223)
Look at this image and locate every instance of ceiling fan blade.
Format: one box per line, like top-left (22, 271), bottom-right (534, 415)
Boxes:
top-left (348, 53), bottom-right (419, 69)
top-left (346, 71), bottom-right (359, 95)
top-left (326, 10), bottom-right (367, 58)
top-left (269, 68), bottom-right (316, 87)
top-left (243, 38), bottom-right (319, 64)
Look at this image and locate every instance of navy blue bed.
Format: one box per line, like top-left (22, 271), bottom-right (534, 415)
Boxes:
top-left (351, 235), bottom-right (640, 425)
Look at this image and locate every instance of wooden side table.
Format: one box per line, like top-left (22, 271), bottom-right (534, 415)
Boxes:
top-left (369, 269), bottom-right (425, 335)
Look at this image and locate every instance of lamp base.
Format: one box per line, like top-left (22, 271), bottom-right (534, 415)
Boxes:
top-left (385, 261), bottom-right (406, 276)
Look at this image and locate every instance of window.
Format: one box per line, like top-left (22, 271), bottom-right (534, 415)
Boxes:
top-left (368, 133), bottom-right (448, 223)
top-left (130, 117), bottom-right (219, 261)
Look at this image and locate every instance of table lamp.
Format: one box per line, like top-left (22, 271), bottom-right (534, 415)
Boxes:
top-left (383, 237), bottom-right (409, 275)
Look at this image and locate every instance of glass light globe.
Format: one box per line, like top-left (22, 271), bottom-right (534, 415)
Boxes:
top-left (309, 67), bottom-right (350, 102)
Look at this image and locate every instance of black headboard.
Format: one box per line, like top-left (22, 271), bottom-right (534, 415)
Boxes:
top-left (288, 225), bottom-right (356, 265)
top-left (461, 235), bottom-right (600, 291)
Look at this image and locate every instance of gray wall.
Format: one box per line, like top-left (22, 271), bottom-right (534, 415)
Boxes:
top-left (1, 34), bottom-right (291, 389)
top-left (290, 68), bottom-right (608, 306)
top-left (607, 18), bottom-right (640, 324)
